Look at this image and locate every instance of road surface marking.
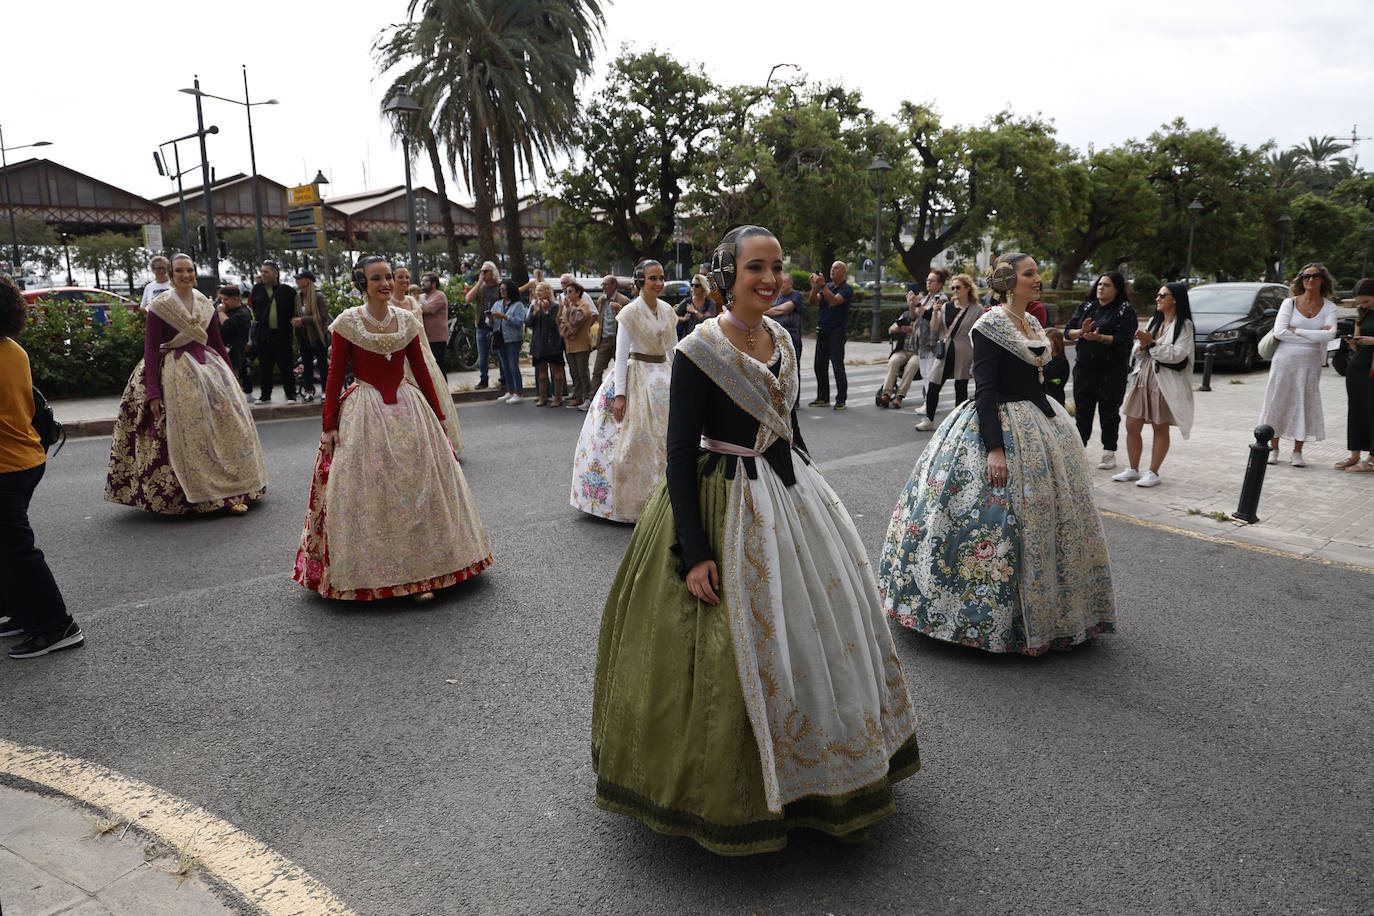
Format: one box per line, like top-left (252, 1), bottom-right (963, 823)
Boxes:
top-left (0, 738), bottom-right (356, 915)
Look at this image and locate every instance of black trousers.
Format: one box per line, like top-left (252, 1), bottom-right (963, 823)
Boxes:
top-left (429, 341), bottom-right (447, 377)
top-left (258, 329), bottom-right (297, 400)
top-left (925, 377), bottom-right (970, 421)
top-left (297, 332), bottom-right (330, 392)
top-left (813, 327), bottom-right (848, 404)
top-left (0, 463), bottom-right (70, 636)
top-left (1072, 363), bottom-right (1128, 451)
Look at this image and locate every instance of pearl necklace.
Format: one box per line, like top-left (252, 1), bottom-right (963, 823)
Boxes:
top-left (360, 306), bottom-right (392, 330)
top-left (721, 310), bottom-right (765, 350)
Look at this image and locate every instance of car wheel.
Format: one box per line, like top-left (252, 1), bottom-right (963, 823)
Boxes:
top-left (1237, 339), bottom-right (1256, 373)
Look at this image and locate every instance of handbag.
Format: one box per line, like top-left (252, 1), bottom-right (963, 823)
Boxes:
top-left (934, 339), bottom-right (947, 360)
top-left (31, 386), bottom-right (65, 457)
top-left (1332, 340), bottom-right (1350, 376)
top-left (1258, 330), bottom-right (1278, 360)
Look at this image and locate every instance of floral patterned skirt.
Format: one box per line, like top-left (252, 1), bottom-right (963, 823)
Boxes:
top-left (569, 359), bottom-right (671, 522)
top-left (878, 399), bottom-right (1116, 654)
top-left (104, 359), bottom-right (266, 515)
top-left (292, 382), bottom-right (491, 600)
top-left (592, 459), bottom-right (920, 856)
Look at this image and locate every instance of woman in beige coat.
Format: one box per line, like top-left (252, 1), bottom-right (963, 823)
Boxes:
top-left (558, 279), bottom-right (597, 408)
top-left (916, 273), bottom-right (979, 431)
top-left (1112, 282), bottom-right (1195, 488)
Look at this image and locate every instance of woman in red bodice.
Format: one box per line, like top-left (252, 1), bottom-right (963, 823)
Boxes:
top-left (292, 256), bottom-right (491, 601)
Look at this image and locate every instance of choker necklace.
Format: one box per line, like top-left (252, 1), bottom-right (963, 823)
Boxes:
top-left (721, 310), bottom-right (764, 350)
top-left (361, 305), bottom-right (391, 330)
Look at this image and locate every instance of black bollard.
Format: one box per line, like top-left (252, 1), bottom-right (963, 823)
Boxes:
top-left (1199, 347), bottom-right (1215, 392)
top-left (1233, 424), bottom-right (1274, 524)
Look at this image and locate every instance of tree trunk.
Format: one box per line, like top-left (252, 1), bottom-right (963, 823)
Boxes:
top-left (469, 128), bottom-right (498, 267)
top-left (495, 124), bottom-right (527, 286)
top-left (424, 130), bottom-right (462, 275)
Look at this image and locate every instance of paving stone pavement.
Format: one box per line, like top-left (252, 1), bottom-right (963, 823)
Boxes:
top-left (0, 783), bottom-right (240, 915)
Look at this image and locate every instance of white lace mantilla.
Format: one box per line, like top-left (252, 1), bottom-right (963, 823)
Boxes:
top-left (329, 306), bottom-right (421, 358)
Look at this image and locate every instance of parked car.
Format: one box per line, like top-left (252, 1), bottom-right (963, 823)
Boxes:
top-left (1191, 282), bottom-right (1288, 371)
top-left (23, 287), bottom-right (138, 325)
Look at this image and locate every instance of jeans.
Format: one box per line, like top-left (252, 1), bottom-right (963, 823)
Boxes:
top-left (497, 340), bottom-right (523, 394)
top-left (813, 327), bottom-right (848, 403)
top-left (1072, 363), bottom-right (1128, 451)
top-left (476, 326), bottom-right (492, 385)
top-left (0, 463), bottom-right (70, 636)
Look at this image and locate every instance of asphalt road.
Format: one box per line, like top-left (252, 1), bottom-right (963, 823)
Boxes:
top-left (4, 371), bottom-right (1371, 915)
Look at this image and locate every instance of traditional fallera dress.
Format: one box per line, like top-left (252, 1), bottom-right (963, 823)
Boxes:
top-left (292, 306), bottom-right (491, 600)
top-left (879, 307), bottom-right (1116, 654)
top-left (105, 290), bottom-right (267, 514)
top-left (592, 317), bottom-right (920, 855)
top-left (569, 296), bottom-right (677, 522)
top-left (400, 294), bottom-right (463, 455)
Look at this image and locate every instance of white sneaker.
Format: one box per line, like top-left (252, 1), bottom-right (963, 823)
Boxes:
top-left (1111, 467), bottom-right (1140, 482)
top-left (1267, 450), bottom-right (1278, 465)
top-left (507, 394), bottom-right (524, 404)
top-left (1096, 451), bottom-right (1116, 470)
top-left (1136, 470), bottom-right (1161, 487)
top-left (1290, 453), bottom-right (1305, 468)
top-left (914, 417), bottom-right (935, 431)
top-left (497, 392), bottom-right (512, 402)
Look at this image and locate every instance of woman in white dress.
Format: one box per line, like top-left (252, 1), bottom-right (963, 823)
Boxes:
top-left (1257, 263), bottom-right (1338, 467)
top-left (569, 260), bottom-right (677, 522)
top-left (391, 267), bottom-right (462, 454)
top-left (1111, 282), bottom-right (1196, 488)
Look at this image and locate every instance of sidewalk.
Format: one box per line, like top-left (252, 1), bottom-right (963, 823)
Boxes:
top-left (0, 783), bottom-right (236, 914)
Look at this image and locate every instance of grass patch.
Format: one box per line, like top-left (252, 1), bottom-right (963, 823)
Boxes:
top-left (85, 812), bottom-right (129, 838)
top-left (1186, 508), bottom-right (1234, 522)
top-left (1229, 378), bottom-right (1245, 385)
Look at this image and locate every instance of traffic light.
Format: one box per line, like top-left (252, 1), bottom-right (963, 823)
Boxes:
top-left (197, 225), bottom-right (208, 256)
top-left (218, 240), bottom-right (229, 259)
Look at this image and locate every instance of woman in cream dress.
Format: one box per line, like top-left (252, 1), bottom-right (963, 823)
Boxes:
top-left (105, 253), bottom-right (266, 515)
top-left (569, 260), bottom-right (677, 522)
top-left (391, 266), bottom-right (462, 455)
top-left (1257, 263), bottom-right (1338, 467)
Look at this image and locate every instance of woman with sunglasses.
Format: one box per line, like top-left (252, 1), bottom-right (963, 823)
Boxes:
top-left (675, 273), bottom-right (716, 341)
top-left (1257, 264), bottom-right (1338, 467)
top-left (916, 273), bottom-right (979, 429)
top-left (1111, 283), bottom-right (1195, 487)
top-left (490, 279), bottom-right (528, 404)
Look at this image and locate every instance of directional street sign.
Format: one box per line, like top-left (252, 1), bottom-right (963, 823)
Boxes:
top-left (287, 183), bottom-right (320, 207)
top-left (289, 230), bottom-right (325, 251)
top-left (288, 207), bottom-right (323, 229)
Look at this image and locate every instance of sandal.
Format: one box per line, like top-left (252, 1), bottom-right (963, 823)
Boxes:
top-left (1334, 455), bottom-right (1361, 469)
top-left (1345, 460), bottom-right (1374, 473)
top-left (891, 395), bottom-right (904, 409)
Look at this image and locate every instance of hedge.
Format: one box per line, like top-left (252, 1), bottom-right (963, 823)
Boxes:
top-left (24, 301), bottom-right (145, 398)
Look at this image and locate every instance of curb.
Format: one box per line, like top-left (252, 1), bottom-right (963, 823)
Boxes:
top-left (62, 388), bottom-right (505, 440)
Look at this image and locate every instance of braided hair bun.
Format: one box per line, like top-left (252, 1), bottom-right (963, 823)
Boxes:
top-left (987, 252), bottom-right (1031, 302)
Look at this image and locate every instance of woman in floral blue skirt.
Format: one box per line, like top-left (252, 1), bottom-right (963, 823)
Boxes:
top-left (878, 253), bottom-right (1116, 654)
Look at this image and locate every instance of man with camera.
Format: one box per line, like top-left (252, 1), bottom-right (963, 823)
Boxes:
top-left (808, 261), bottom-right (854, 410)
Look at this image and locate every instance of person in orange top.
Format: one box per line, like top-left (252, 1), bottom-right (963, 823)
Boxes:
top-left (0, 275), bottom-right (83, 658)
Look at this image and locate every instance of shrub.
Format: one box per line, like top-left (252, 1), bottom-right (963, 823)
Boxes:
top-left (1132, 272), bottom-right (1161, 296)
top-left (24, 300), bottom-right (145, 397)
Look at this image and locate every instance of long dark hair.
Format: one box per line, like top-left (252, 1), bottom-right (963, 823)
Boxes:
top-left (1091, 271), bottom-right (1130, 308)
top-left (1147, 281), bottom-right (1193, 344)
top-left (498, 278), bottom-right (521, 302)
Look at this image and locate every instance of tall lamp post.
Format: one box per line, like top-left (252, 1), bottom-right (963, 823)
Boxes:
top-left (61, 232), bottom-right (72, 285)
top-left (1184, 197), bottom-right (1204, 283)
top-left (312, 169), bottom-right (330, 279)
top-left (185, 75), bottom-right (222, 283)
top-left (0, 127), bottom-right (53, 283)
top-left (181, 67), bottom-right (278, 265)
top-left (384, 91), bottom-right (422, 280)
top-left (1277, 212), bottom-right (1292, 283)
top-left (867, 156), bottom-right (892, 342)
top-left (1362, 223), bottom-right (1373, 278)
top-left (155, 126), bottom-right (219, 256)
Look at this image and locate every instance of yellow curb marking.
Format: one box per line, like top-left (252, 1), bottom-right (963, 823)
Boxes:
top-left (0, 739), bottom-right (355, 915)
top-left (1100, 509), bottom-right (1374, 577)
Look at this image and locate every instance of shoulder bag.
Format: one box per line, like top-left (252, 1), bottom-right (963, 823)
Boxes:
top-left (31, 386), bottom-right (65, 456)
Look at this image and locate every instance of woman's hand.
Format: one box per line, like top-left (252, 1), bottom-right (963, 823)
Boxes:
top-left (1080, 317), bottom-right (1096, 340)
top-left (490, 310), bottom-right (506, 321)
top-left (987, 447), bottom-right (1008, 488)
top-left (321, 430), bottom-right (339, 451)
top-left (612, 394), bottom-right (626, 423)
top-left (1134, 328), bottom-right (1154, 346)
top-left (148, 397), bottom-right (164, 425)
top-left (686, 560), bottom-right (721, 605)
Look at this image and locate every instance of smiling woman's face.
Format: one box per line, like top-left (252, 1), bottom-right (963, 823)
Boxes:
top-left (732, 234), bottom-right (784, 312)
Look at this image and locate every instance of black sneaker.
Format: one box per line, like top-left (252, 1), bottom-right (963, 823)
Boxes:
top-left (808, 399), bottom-right (829, 407)
top-left (8, 622), bottom-right (84, 659)
top-left (257, 395), bottom-right (273, 404)
top-left (833, 402), bottom-right (847, 411)
top-left (475, 381), bottom-right (489, 390)
top-left (0, 616), bottom-right (21, 638)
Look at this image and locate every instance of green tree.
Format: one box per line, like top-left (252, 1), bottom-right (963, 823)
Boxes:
top-left (550, 50), bottom-right (716, 265)
top-left (375, 0), bottom-right (606, 284)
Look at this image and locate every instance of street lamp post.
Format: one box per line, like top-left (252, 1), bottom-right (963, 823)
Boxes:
top-left (1184, 198), bottom-right (1204, 283)
top-left (156, 126), bottom-right (218, 256)
top-left (1277, 212), bottom-right (1292, 283)
top-left (61, 232), bottom-right (72, 285)
top-left (0, 126), bottom-right (53, 283)
top-left (180, 67), bottom-right (279, 266)
top-left (867, 156), bottom-right (892, 342)
top-left (187, 76), bottom-right (221, 283)
top-left (312, 169), bottom-right (330, 280)
top-left (1362, 223), bottom-right (1373, 278)
top-left (384, 91), bottom-right (423, 280)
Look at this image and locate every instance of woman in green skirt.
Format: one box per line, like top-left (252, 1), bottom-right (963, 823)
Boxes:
top-left (591, 226), bottom-right (920, 856)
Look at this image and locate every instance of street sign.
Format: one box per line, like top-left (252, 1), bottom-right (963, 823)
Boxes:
top-left (143, 224), bottom-right (164, 251)
top-left (287, 183), bottom-right (320, 206)
top-left (289, 230), bottom-right (324, 251)
top-left (288, 207), bottom-right (324, 229)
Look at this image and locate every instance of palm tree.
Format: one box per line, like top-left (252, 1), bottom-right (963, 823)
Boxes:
top-left (376, 0), bottom-right (605, 282)
top-left (1295, 135), bottom-right (1351, 168)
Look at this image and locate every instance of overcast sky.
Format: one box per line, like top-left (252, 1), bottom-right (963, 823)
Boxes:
top-left (6, 0), bottom-right (1370, 208)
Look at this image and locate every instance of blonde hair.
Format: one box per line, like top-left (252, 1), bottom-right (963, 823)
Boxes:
top-left (692, 273), bottom-right (711, 296)
top-left (950, 273), bottom-right (977, 304)
top-left (534, 280), bottom-right (554, 300)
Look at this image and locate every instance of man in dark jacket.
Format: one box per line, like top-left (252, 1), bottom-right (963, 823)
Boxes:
top-left (215, 286), bottom-right (253, 400)
top-left (249, 260), bottom-right (298, 403)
